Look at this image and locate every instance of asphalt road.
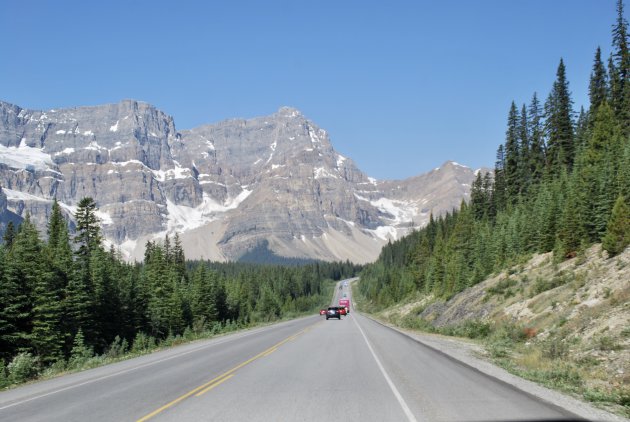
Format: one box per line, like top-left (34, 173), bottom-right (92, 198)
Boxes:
top-left (0, 278), bottom-right (577, 422)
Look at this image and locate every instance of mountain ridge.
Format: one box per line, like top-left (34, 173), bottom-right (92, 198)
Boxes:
top-left (0, 99), bottom-right (484, 263)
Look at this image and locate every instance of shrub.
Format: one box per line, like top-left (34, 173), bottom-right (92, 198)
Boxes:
top-left (597, 335), bottom-right (622, 351)
top-left (0, 360), bottom-right (8, 388)
top-left (106, 335), bottom-right (129, 359)
top-left (7, 353), bottom-right (39, 384)
top-left (40, 359), bottom-right (66, 379)
top-left (131, 332), bottom-right (156, 353)
top-left (68, 329), bottom-right (94, 369)
top-left (531, 273), bottom-right (571, 296)
top-left (542, 338), bottom-right (569, 359)
top-left (486, 277), bottom-right (518, 297)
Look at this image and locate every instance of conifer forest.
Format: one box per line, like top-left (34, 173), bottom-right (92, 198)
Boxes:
top-left (359, 1), bottom-right (630, 309)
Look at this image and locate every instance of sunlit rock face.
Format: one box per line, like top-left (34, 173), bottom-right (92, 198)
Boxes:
top-left (0, 100), bottom-right (482, 263)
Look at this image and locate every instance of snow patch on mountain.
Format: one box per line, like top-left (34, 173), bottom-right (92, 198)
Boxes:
top-left (0, 143), bottom-right (54, 172)
top-left (166, 189), bottom-right (252, 232)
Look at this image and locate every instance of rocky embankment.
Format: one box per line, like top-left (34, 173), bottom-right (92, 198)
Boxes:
top-left (374, 245), bottom-right (630, 418)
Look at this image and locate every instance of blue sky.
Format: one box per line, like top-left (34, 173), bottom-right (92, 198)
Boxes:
top-left (0, 1), bottom-right (623, 179)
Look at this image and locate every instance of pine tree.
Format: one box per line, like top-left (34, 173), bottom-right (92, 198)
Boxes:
top-left (493, 145), bottom-right (507, 212)
top-left (611, 0), bottom-right (630, 133)
top-left (557, 176), bottom-right (586, 258)
top-left (575, 107), bottom-right (590, 152)
top-left (74, 197), bottom-right (102, 262)
top-left (470, 171), bottom-right (486, 220)
top-left (589, 47), bottom-right (609, 115)
top-left (545, 59), bottom-right (575, 171)
top-left (3, 215), bottom-right (42, 356)
top-left (602, 195), bottom-right (630, 256)
top-left (612, 0), bottom-right (630, 81)
top-left (518, 103), bottom-right (531, 192)
top-left (504, 102), bottom-right (521, 201)
top-left (30, 265), bottom-right (64, 364)
top-left (3, 221), bottom-right (16, 247)
top-left (528, 92), bottom-right (547, 184)
top-left (71, 197), bottom-right (103, 348)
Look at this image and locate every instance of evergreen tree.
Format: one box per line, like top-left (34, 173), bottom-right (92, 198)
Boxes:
top-left (518, 103), bottom-right (531, 192)
top-left (74, 197), bottom-right (102, 263)
top-left (30, 265), bottom-right (64, 364)
top-left (528, 92), bottom-right (547, 184)
top-left (504, 102), bottom-right (521, 201)
top-left (602, 195), bottom-right (630, 256)
top-left (3, 221), bottom-right (16, 247)
top-left (611, 0), bottom-right (630, 133)
top-left (493, 145), bottom-right (507, 212)
top-left (3, 215), bottom-right (42, 356)
top-left (589, 46), bottom-right (609, 114)
top-left (612, 0), bottom-right (630, 81)
top-left (470, 171), bottom-right (487, 220)
top-left (545, 59), bottom-right (575, 171)
top-left (557, 176), bottom-right (587, 258)
top-left (575, 107), bottom-right (590, 152)
top-left (72, 197), bottom-right (102, 348)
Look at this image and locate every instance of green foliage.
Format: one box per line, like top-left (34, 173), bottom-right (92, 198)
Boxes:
top-left (541, 337), bottom-right (569, 360)
top-left (597, 335), bottom-right (622, 351)
top-left (602, 195), bottom-right (630, 256)
top-left (524, 362), bottom-right (583, 391)
top-left (531, 272), bottom-right (571, 296)
top-left (440, 320), bottom-right (492, 339)
top-left (359, 14), bottom-right (627, 307)
top-left (106, 335), bottom-right (129, 359)
top-left (0, 360), bottom-right (8, 388)
top-left (68, 329), bottom-right (94, 369)
top-left (131, 332), bottom-right (156, 354)
top-left (486, 277), bottom-right (518, 297)
top-left (7, 352), bottom-right (39, 384)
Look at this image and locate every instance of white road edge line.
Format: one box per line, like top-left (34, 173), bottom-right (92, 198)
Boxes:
top-left (352, 314), bottom-right (419, 422)
top-left (0, 319), bottom-right (308, 411)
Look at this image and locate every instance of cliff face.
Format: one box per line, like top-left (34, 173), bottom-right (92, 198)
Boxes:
top-left (0, 100), bottom-right (481, 263)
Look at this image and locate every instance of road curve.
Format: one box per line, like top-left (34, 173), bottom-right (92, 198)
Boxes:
top-left (0, 279), bottom-right (578, 421)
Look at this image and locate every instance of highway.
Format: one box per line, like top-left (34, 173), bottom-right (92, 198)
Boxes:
top-left (0, 278), bottom-right (577, 421)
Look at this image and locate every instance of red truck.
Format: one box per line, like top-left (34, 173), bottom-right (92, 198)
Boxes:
top-left (339, 299), bottom-right (350, 314)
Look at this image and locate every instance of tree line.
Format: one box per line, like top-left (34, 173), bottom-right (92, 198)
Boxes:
top-left (358, 0), bottom-right (630, 309)
top-left (0, 196), bottom-right (359, 373)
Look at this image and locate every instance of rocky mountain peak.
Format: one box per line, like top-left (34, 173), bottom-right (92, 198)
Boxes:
top-left (0, 99), bottom-right (481, 264)
top-left (275, 106), bottom-right (303, 118)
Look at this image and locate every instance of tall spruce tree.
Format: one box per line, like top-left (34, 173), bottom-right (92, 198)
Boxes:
top-left (74, 197), bottom-right (102, 261)
top-left (602, 195), bottom-right (630, 256)
top-left (3, 215), bottom-right (42, 356)
top-left (613, 0), bottom-right (630, 81)
top-left (528, 92), bottom-right (547, 184)
top-left (3, 221), bottom-right (16, 247)
top-left (518, 104), bottom-right (531, 192)
top-left (611, 0), bottom-right (630, 133)
top-left (545, 59), bottom-right (575, 172)
top-left (493, 145), bottom-right (507, 212)
top-left (71, 197), bottom-right (102, 348)
top-left (589, 47), bottom-right (609, 115)
top-left (504, 102), bottom-right (521, 201)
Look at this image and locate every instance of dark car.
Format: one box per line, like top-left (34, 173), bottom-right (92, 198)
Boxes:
top-left (326, 306), bottom-right (341, 320)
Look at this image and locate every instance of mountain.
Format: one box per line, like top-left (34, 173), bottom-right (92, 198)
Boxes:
top-left (0, 100), bottom-right (483, 263)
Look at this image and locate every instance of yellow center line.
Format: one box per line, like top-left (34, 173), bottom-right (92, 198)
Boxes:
top-left (136, 323), bottom-right (315, 422)
top-left (262, 347), bottom-right (278, 357)
top-left (195, 374), bottom-right (234, 397)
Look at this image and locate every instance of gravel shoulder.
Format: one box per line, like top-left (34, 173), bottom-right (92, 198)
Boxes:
top-left (364, 313), bottom-right (629, 422)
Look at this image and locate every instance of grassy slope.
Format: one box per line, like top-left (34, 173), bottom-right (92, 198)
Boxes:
top-left (357, 245), bottom-right (630, 417)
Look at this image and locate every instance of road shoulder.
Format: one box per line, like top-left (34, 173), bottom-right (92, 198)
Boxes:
top-left (361, 313), bottom-right (628, 422)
